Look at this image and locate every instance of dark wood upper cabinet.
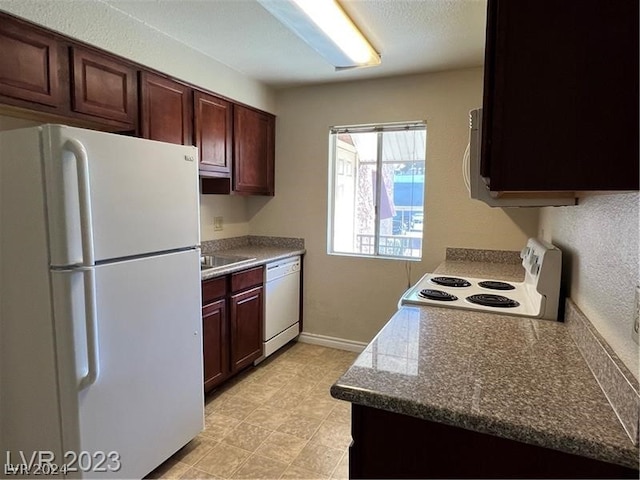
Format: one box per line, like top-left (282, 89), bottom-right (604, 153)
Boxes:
top-left (233, 105), bottom-right (275, 195)
top-left (0, 12), bottom-right (277, 195)
top-left (0, 15), bottom-right (62, 108)
top-left (70, 47), bottom-right (137, 127)
top-left (140, 72), bottom-right (192, 145)
top-left (481, 0), bottom-right (639, 193)
top-left (194, 91), bottom-right (233, 177)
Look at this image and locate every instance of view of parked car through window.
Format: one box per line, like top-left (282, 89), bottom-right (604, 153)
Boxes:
top-left (328, 122), bottom-right (426, 259)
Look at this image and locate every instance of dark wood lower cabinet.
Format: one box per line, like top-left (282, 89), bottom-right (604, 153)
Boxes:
top-left (202, 298), bottom-right (228, 392)
top-left (202, 266), bottom-right (264, 393)
top-left (202, 276), bottom-right (228, 392)
top-left (230, 286), bottom-right (263, 372)
top-left (350, 404), bottom-right (638, 479)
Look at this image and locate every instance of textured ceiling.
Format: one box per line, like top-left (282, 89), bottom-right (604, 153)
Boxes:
top-left (104, 0), bottom-right (487, 89)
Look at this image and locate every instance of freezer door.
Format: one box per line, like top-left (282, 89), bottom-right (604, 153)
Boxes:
top-left (51, 249), bottom-right (203, 479)
top-left (42, 125), bottom-right (200, 266)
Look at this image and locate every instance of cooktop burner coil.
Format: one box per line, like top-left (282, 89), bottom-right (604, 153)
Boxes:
top-left (478, 281), bottom-right (516, 291)
top-left (419, 289), bottom-right (458, 301)
top-left (466, 294), bottom-right (520, 308)
top-left (430, 276), bottom-right (471, 288)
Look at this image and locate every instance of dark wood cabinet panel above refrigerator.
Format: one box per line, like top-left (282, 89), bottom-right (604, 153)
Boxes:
top-left (70, 47), bottom-right (137, 127)
top-left (140, 72), bottom-right (192, 146)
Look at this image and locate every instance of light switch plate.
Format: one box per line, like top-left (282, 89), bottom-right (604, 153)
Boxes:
top-left (213, 216), bottom-right (223, 231)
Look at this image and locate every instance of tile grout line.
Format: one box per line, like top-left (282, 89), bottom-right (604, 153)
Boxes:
top-left (156, 343), bottom-right (358, 479)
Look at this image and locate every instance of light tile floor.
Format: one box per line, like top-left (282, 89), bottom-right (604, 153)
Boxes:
top-left (146, 342), bottom-right (357, 479)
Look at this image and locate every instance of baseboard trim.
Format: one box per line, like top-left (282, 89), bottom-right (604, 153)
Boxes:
top-left (298, 332), bottom-right (367, 353)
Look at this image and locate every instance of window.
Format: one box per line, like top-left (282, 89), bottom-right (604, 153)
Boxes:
top-left (328, 122), bottom-right (426, 259)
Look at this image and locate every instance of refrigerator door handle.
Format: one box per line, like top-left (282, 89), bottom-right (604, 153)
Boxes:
top-left (78, 267), bottom-right (100, 390)
top-left (64, 138), bottom-right (95, 266)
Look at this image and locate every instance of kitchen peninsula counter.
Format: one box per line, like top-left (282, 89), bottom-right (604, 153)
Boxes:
top-left (330, 257), bottom-right (639, 476)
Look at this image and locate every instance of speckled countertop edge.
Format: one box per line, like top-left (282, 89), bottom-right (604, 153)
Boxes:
top-left (200, 236), bottom-right (305, 280)
top-left (330, 250), bottom-right (639, 470)
top-left (331, 307), bottom-right (639, 470)
top-left (331, 376), bottom-right (635, 470)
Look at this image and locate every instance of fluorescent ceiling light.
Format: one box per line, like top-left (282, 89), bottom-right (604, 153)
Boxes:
top-left (257, 0), bottom-right (381, 69)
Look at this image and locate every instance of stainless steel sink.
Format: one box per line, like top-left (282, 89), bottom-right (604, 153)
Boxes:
top-left (200, 254), bottom-right (256, 271)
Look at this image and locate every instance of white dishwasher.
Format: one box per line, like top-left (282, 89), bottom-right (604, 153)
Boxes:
top-left (261, 256), bottom-right (301, 361)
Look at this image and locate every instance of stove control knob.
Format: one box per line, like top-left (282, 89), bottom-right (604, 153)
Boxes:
top-left (520, 247), bottom-right (530, 259)
top-left (533, 263), bottom-right (541, 275)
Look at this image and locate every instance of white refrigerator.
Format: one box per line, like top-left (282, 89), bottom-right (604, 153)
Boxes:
top-left (0, 125), bottom-right (204, 478)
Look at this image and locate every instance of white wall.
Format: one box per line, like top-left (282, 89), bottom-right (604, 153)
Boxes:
top-left (248, 68), bottom-right (539, 343)
top-left (540, 194), bottom-right (640, 378)
top-left (200, 194), bottom-right (249, 241)
top-left (0, 0), bottom-right (276, 113)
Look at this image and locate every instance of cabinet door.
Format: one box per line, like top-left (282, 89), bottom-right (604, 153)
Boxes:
top-left (194, 91), bottom-right (233, 177)
top-left (233, 105), bottom-right (275, 195)
top-left (202, 299), bottom-right (228, 392)
top-left (70, 47), bottom-right (137, 126)
top-left (482, 0), bottom-right (639, 192)
top-left (0, 16), bottom-right (61, 107)
top-left (229, 286), bottom-right (263, 372)
top-left (140, 72), bottom-right (192, 145)
top-left (350, 404), bottom-right (639, 479)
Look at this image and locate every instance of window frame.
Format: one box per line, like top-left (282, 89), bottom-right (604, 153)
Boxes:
top-left (327, 121), bottom-right (426, 261)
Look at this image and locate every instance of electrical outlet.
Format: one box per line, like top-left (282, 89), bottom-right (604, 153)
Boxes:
top-left (632, 286), bottom-right (640, 345)
top-left (213, 216), bottom-right (223, 232)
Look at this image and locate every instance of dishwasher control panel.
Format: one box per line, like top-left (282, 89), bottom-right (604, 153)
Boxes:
top-left (266, 256), bottom-right (301, 281)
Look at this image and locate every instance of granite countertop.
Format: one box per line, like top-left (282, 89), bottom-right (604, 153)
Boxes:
top-left (200, 245), bottom-right (305, 280)
top-left (330, 259), bottom-right (639, 470)
top-left (199, 236), bottom-right (305, 280)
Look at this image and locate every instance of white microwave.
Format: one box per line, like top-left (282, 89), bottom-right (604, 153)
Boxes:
top-left (463, 108), bottom-right (576, 208)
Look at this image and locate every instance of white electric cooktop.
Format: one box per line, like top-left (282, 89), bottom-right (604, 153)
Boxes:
top-left (399, 273), bottom-right (544, 318)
